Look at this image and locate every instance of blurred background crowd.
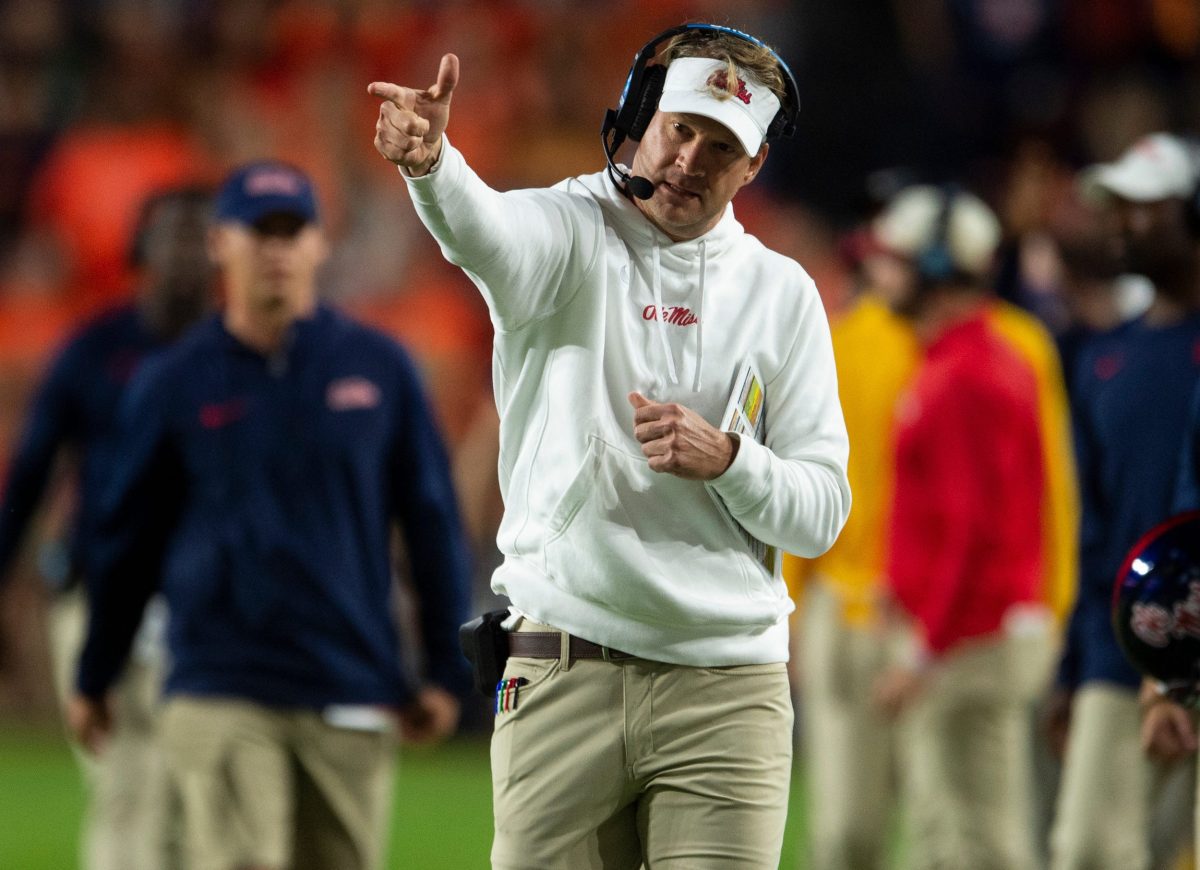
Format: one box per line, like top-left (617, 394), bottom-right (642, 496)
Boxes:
top-left (0, 0), bottom-right (1191, 716)
top-left (2, 0), bottom-right (1200, 864)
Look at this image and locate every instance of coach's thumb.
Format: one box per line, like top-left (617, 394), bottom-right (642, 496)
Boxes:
top-left (628, 391), bottom-right (651, 410)
top-left (429, 53), bottom-right (459, 104)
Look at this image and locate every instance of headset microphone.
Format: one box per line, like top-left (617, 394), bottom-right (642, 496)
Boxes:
top-left (601, 109), bottom-right (655, 200)
top-left (625, 174), bottom-right (655, 201)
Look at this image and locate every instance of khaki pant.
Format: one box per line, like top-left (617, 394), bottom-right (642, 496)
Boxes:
top-left (1051, 684), bottom-right (1194, 870)
top-left (48, 587), bottom-right (174, 870)
top-left (800, 581), bottom-right (898, 870)
top-left (899, 623), bottom-right (1055, 870)
top-left (491, 620), bottom-right (794, 869)
top-left (160, 696), bottom-right (397, 870)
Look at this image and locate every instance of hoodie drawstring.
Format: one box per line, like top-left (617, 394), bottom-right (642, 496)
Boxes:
top-left (650, 243), bottom-right (679, 386)
top-left (693, 240), bottom-right (706, 393)
top-left (647, 239), bottom-right (708, 392)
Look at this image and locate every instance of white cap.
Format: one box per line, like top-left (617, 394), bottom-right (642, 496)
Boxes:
top-left (657, 56), bottom-right (781, 156)
top-left (1081, 133), bottom-right (1199, 203)
top-left (872, 185), bottom-right (1002, 277)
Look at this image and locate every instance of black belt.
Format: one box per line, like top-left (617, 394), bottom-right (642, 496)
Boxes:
top-left (508, 631), bottom-right (635, 661)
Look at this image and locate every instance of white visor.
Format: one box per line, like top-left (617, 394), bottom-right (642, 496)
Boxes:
top-left (656, 56), bottom-right (781, 156)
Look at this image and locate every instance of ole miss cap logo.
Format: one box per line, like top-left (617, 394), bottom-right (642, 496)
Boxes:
top-left (215, 160), bottom-right (319, 226)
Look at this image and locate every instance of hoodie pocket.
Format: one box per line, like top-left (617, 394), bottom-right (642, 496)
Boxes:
top-left (542, 436), bottom-right (784, 628)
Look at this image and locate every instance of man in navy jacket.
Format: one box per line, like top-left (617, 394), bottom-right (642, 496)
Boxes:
top-left (68, 161), bottom-right (472, 870)
top-left (1050, 133), bottom-right (1200, 870)
top-left (0, 186), bottom-right (213, 870)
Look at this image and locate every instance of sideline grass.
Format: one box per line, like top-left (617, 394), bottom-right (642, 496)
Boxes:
top-left (0, 724), bottom-right (808, 868)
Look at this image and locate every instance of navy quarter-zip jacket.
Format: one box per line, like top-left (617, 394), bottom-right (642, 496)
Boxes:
top-left (77, 305), bottom-right (472, 708)
top-left (0, 305), bottom-right (166, 589)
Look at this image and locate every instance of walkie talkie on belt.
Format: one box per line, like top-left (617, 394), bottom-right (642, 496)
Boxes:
top-left (459, 610), bottom-right (511, 696)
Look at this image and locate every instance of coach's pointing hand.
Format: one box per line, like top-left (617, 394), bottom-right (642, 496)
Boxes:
top-left (369, 53), bottom-right (459, 177)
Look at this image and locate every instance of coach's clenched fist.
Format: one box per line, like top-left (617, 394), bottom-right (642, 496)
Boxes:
top-left (368, 53), bottom-right (458, 177)
top-left (629, 391), bottom-right (738, 480)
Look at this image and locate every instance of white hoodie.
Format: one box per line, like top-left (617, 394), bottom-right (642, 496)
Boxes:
top-left (405, 140), bottom-right (850, 665)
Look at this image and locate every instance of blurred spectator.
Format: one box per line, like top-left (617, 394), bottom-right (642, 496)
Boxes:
top-left (20, 0), bottom-right (217, 309)
top-left (0, 185), bottom-right (215, 870)
top-left (1050, 132), bottom-right (1200, 870)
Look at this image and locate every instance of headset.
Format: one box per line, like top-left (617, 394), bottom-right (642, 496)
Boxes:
top-left (914, 183), bottom-right (960, 285)
top-left (600, 23), bottom-right (801, 200)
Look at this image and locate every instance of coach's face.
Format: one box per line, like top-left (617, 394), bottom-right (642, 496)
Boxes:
top-left (210, 213), bottom-right (328, 317)
top-left (630, 111), bottom-right (767, 242)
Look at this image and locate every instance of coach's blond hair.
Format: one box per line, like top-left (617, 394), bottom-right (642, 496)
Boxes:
top-left (659, 29), bottom-right (787, 108)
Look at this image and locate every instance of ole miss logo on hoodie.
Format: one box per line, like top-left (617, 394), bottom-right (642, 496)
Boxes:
top-left (643, 305), bottom-right (699, 327)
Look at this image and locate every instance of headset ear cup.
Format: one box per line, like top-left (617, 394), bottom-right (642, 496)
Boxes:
top-left (628, 65), bottom-right (667, 142)
top-left (916, 186), bottom-right (958, 284)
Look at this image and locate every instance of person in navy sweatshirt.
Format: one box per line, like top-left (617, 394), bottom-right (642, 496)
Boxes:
top-left (0, 185), bottom-right (213, 870)
top-left (67, 160), bottom-right (472, 870)
top-left (1049, 133), bottom-right (1200, 870)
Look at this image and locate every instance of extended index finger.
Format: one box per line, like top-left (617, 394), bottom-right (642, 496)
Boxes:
top-left (367, 81), bottom-right (412, 109)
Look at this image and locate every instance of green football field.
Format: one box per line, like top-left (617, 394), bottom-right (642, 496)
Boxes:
top-left (0, 724), bottom-right (811, 869)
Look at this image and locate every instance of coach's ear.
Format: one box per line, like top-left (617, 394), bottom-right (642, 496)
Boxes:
top-left (742, 143), bottom-right (768, 187)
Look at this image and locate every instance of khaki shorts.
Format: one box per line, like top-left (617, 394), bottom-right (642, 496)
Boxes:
top-left (491, 621), bottom-right (794, 869)
top-left (160, 696), bottom-right (396, 870)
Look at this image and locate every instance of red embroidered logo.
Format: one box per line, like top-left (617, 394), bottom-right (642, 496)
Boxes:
top-left (106, 349), bottom-right (143, 385)
top-left (245, 168), bottom-right (304, 197)
top-left (326, 376), bottom-right (381, 411)
top-left (199, 398), bottom-right (248, 429)
top-left (642, 304), bottom-right (699, 327)
top-left (1093, 353), bottom-right (1124, 381)
top-left (707, 70), bottom-right (752, 105)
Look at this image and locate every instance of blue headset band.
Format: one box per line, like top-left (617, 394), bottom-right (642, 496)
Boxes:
top-left (615, 22), bottom-right (800, 140)
top-left (915, 183), bottom-right (962, 284)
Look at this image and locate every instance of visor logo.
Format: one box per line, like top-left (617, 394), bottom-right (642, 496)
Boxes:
top-left (707, 70), bottom-right (753, 106)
